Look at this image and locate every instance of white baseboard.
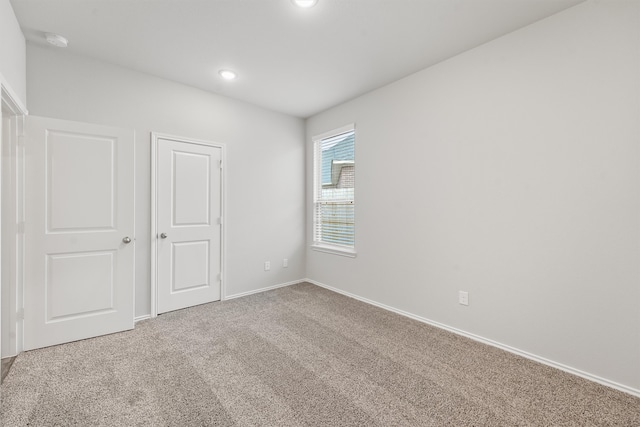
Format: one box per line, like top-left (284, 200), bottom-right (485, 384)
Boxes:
top-left (224, 279), bottom-right (305, 301)
top-left (134, 280), bottom-right (304, 321)
top-left (134, 314), bottom-right (151, 323)
top-left (304, 278), bottom-right (640, 398)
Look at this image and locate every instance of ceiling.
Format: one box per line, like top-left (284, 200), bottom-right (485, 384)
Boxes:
top-left (11, 0), bottom-right (583, 118)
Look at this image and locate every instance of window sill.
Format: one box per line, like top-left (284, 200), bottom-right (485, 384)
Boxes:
top-left (311, 244), bottom-right (357, 258)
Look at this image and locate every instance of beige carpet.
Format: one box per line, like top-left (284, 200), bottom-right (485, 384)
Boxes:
top-left (2, 282), bottom-right (639, 426)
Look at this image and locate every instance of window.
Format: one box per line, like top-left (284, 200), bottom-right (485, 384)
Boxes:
top-left (312, 124), bottom-right (356, 257)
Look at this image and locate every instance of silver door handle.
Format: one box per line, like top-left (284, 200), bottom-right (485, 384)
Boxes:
top-left (122, 236), bottom-right (132, 244)
top-left (160, 233), bottom-right (168, 239)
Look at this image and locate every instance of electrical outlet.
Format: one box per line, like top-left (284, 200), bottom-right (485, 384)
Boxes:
top-left (264, 261), bottom-right (270, 271)
top-left (283, 258), bottom-right (288, 268)
top-left (459, 291), bottom-right (469, 306)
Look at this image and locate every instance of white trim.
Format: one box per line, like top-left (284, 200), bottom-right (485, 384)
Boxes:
top-left (0, 87), bottom-right (26, 359)
top-left (134, 314), bottom-right (151, 323)
top-left (311, 244), bottom-right (357, 258)
top-left (1, 90), bottom-right (3, 362)
top-left (305, 278), bottom-right (640, 399)
top-left (150, 132), bottom-right (226, 317)
top-left (15, 115), bottom-right (25, 355)
top-left (150, 134), bottom-right (158, 318)
top-left (131, 130), bottom-right (137, 326)
top-left (0, 74), bottom-right (28, 116)
top-left (312, 123), bottom-right (355, 143)
top-left (224, 279), bottom-right (305, 301)
top-left (1, 353), bottom-right (17, 360)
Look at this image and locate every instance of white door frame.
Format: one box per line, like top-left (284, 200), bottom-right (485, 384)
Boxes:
top-left (1, 79), bottom-right (28, 358)
top-left (150, 132), bottom-right (226, 318)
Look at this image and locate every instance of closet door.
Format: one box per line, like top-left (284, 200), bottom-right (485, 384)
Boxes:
top-left (154, 134), bottom-right (222, 315)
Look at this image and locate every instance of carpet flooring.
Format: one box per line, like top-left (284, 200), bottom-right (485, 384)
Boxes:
top-left (1, 356), bottom-right (16, 384)
top-left (1, 282), bottom-right (639, 426)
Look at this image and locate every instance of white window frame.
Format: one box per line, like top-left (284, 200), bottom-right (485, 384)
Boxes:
top-left (312, 123), bottom-right (356, 258)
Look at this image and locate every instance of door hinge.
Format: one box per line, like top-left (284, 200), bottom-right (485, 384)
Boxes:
top-left (219, 159), bottom-right (223, 169)
top-left (218, 272), bottom-right (223, 282)
top-left (17, 308), bottom-right (24, 321)
top-left (218, 217), bottom-right (222, 225)
top-left (17, 221), bottom-right (25, 234)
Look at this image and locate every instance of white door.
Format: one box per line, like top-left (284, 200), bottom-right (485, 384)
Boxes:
top-left (154, 135), bottom-right (222, 314)
top-left (24, 116), bottom-right (135, 351)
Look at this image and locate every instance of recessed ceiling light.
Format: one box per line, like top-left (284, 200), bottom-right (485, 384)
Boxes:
top-left (218, 70), bottom-right (237, 80)
top-left (45, 33), bottom-right (68, 48)
top-left (292, 0), bottom-right (318, 8)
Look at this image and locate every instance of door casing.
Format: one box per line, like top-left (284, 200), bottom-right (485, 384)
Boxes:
top-left (1, 82), bottom-right (27, 359)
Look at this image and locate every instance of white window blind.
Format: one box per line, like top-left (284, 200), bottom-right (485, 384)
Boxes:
top-left (313, 126), bottom-right (355, 252)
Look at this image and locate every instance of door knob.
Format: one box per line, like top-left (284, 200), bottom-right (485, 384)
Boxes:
top-left (122, 236), bottom-right (132, 244)
top-left (160, 233), bottom-right (168, 239)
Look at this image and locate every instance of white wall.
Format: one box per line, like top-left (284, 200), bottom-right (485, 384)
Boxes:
top-left (0, 0), bottom-right (26, 108)
top-left (26, 44), bottom-right (306, 318)
top-left (306, 0), bottom-right (640, 393)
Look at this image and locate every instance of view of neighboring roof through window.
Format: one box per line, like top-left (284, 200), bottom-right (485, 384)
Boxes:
top-left (321, 132), bottom-right (354, 186)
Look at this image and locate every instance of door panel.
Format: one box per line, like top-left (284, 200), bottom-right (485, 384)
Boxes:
top-left (46, 251), bottom-right (115, 320)
top-left (47, 131), bottom-right (115, 231)
top-left (173, 151), bottom-right (211, 226)
top-left (156, 136), bottom-right (222, 314)
top-left (172, 240), bottom-right (209, 292)
top-left (24, 116), bottom-right (134, 351)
